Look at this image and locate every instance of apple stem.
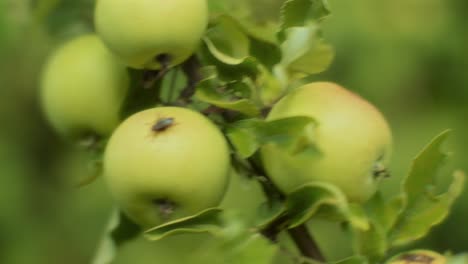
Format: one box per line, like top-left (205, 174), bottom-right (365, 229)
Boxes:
top-left (141, 54), bottom-right (172, 89)
top-left (288, 225), bottom-right (326, 262)
top-left (142, 69), bottom-right (162, 89)
top-left (180, 55), bottom-right (203, 101)
top-left (247, 156), bottom-right (326, 263)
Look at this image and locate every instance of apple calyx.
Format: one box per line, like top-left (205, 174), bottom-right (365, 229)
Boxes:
top-left (153, 198), bottom-right (177, 220)
top-left (373, 160), bottom-right (391, 180)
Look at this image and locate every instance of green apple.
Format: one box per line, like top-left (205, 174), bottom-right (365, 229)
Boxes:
top-left (94, 0), bottom-right (208, 69)
top-left (386, 250), bottom-right (446, 264)
top-left (104, 107), bottom-right (231, 228)
top-left (261, 82), bottom-right (392, 203)
top-left (41, 34), bottom-right (129, 139)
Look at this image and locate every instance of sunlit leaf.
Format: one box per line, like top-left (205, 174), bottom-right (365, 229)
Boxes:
top-left (352, 220), bottom-right (387, 263)
top-left (390, 171), bottom-right (465, 246)
top-left (194, 76), bottom-right (261, 116)
top-left (365, 192), bottom-right (404, 232)
top-left (285, 183), bottom-right (369, 230)
top-left (226, 116), bottom-right (318, 158)
top-left (256, 65), bottom-right (285, 105)
top-left (280, 0), bottom-right (331, 30)
top-left (333, 256), bottom-right (369, 264)
top-left (404, 131), bottom-right (450, 206)
top-left (287, 39), bottom-right (334, 75)
top-left (389, 131), bottom-right (466, 246)
top-left (201, 39), bottom-right (259, 80)
top-left (202, 15), bottom-right (281, 78)
top-left (224, 234), bottom-right (277, 264)
top-left (205, 16), bottom-right (250, 63)
top-left (280, 24), bottom-right (334, 76)
top-left (144, 208), bottom-right (224, 241)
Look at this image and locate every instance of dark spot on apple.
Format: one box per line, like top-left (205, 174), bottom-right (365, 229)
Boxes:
top-left (152, 117), bottom-right (175, 132)
top-left (399, 253), bottom-right (435, 264)
top-left (153, 198), bottom-right (177, 219)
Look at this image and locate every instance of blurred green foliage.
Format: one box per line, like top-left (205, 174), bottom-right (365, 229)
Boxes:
top-left (1, 0), bottom-right (468, 263)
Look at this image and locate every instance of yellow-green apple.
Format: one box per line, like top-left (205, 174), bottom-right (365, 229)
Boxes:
top-left (103, 107), bottom-right (231, 228)
top-left (94, 0), bottom-right (208, 69)
top-left (261, 82), bottom-right (392, 203)
top-left (41, 34), bottom-right (129, 139)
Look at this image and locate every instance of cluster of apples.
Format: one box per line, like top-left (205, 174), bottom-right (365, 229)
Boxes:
top-left (41, 0), bottom-right (392, 229)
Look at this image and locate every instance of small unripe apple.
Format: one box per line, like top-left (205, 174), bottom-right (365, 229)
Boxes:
top-left (94, 0), bottom-right (208, 69)
top-left (386, 250), bottom-right (446, 264)
top-left (104, 107), bottom-right (231, 228)
top-left (261, 82), bottom-right (392, 203)
top-left (41, 34), bottom-right (129, 139)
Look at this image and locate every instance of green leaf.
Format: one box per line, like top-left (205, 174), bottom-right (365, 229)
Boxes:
top-left (224, 234), bottom-right (277, 264)
top-left (32, 0), bottom-right (61, 22)
top-left (403, 130), bottom-right (451, 206)
top-left (255, 198), bottom-right (286, 229)
top-left (73, 146), bottom-right (104, 188)
top-left (257, 65), bottom-right (285, 105)
top-left (225, 15), bottom-right (281, 69)
top-left (207, 0), bottom-right (228, 16)
top-left (144, 208), bottom-right (224, 241)
top-left (194, 76), bottom-right (261, 117)
top-left (280, 24), bottom-right (334, 76)
top-left (227, 119), bottom-right (260, 158)
top-left (91, 210), bottom-right (141, 264)
top-left (202, 14), bottom-right (281, 79)
top-left (205, 16), bottom-right (250, 63)
top-left (287, 39), bottom-right (334, 75)
top-left (226, 116), bottom-right (318, 158)
top-left (390, 171), bottom-right (465, 246)
top-left (333, 256), bottom-right (369, 264)
top-left (389, 130), bottom-right (466, 246)
top-left (365, 192), bottom-right (404, 233)
top-left (280, 0), bottom-right (331, 30)
top-left (159, 68), bottom-right (187, 103)
top-left (352, 221), bottom-right (387, 263)
top-left (285, 183), bottom-right (369, 230)
top-left (448, 253), bottom-right (468, 264)
top-left (207, 10), bottom-right (281, 69)
top-left (249, 36), bottom-right (282, 70)
top-left (201, 39), bottom-right (259, 80)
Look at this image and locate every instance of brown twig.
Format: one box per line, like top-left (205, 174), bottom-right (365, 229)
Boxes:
top-left (288, 225), bottom-right (326, 262)
top-left (246, 157), bottom-right (326, 262)
top-left (180, 55), bottom-right (203, 100)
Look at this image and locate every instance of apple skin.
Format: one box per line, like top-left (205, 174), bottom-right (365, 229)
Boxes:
top-left (41, 34), bottom-right (129, 138)
top-left (261, 82), bottom-right (392, 203)
top-left (94, 0), bottom-right (208, 69)
top-left (104, 107), bottom-right (231, 228)
top-left (386, 250), bottom-right (446, 264)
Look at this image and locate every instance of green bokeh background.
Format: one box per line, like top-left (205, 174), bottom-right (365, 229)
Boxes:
top-left (1, 0), bottom-right (467, 263)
